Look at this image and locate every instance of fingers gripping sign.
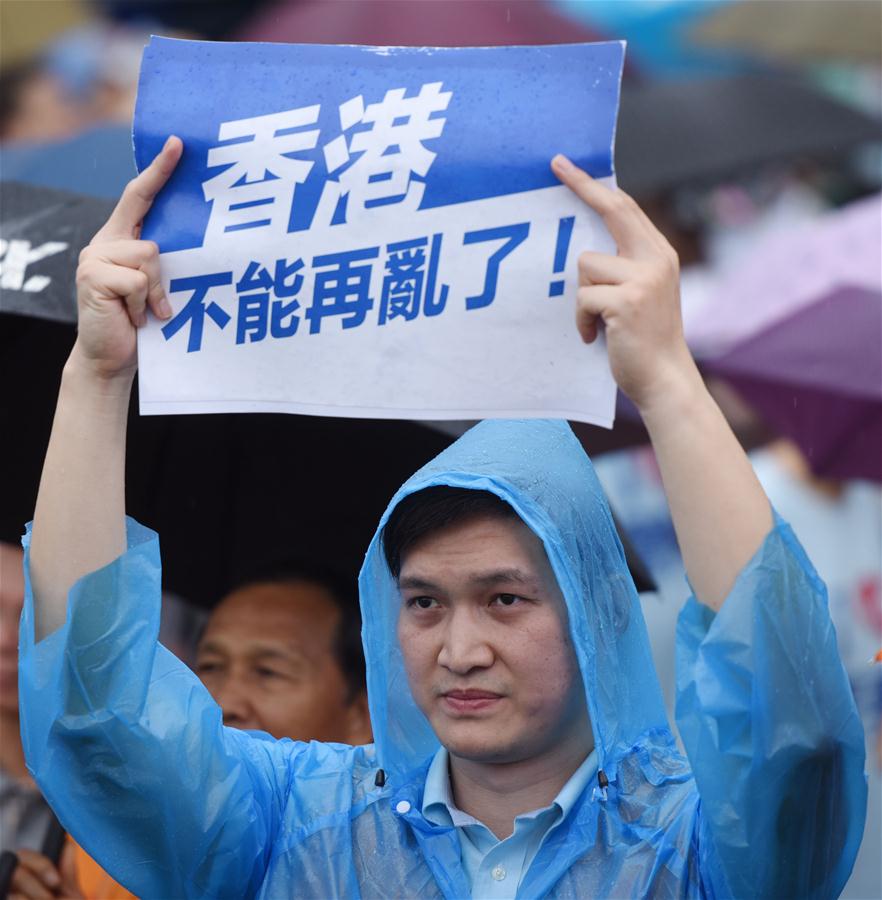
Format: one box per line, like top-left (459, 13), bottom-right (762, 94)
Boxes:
top-left (550, 154), bottom-right (693, 411)
top-left (95, 135), bottom-right (183, 244)
top-left (74, 136), bottom-right (183, 379)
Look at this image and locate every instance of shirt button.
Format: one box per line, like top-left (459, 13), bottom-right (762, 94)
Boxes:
top-left (395, 800), bottom-right (411, 815)
top-left (492, 866), bottom-right (506, 881)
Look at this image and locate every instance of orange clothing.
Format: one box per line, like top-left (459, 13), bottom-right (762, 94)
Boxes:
top-left (70, 836), bottom-right (138, 900)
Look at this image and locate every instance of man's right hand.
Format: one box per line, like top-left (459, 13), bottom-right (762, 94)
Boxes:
top-left (28, 135), bottom-right (183, 641)
top-left (71, 135), bottom-right (182, 381)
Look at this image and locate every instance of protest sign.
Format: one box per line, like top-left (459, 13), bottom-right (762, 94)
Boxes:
top-left (135, 38), bottom-right (625, 424)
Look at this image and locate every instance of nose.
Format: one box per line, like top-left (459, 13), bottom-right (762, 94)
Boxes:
top-left (212, 676), bottom-right (258, 730)
top-left (437, 607), bottom-right (494, 675)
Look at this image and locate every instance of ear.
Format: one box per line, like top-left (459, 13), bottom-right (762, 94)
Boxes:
top-left (344, 691), bottom-right (373, 745)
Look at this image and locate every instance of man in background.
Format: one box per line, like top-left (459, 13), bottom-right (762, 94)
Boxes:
top-left (194, 560), bottom-right (371, 746)
top-left (6, 556), bottom-right (370, 897)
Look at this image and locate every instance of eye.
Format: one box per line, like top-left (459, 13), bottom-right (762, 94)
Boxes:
top-left (406, 596), bottom-right (439, 610)
top-left (196, 660), bottom-right (221, 675)
top-left (492, 594), bottom-right (524, 607)
top-left (256, 667), bottom-right (280, 679)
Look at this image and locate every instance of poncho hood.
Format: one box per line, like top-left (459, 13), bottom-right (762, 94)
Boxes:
top-left (358, 419), bottom-right (668, 783)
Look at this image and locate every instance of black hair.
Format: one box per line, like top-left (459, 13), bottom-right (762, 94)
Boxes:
top-left (382, 486), bottom-right (519, 578)
top-left (225, 559), bottom-right (365, 701)
top-left (0, 61), bottom-right (39, 139)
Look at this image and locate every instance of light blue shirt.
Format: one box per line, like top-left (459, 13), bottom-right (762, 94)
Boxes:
top-left (422, 748), bottom-right (598, 899)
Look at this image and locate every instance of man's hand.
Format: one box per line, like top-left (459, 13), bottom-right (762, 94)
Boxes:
top-left (72, 135), bottom-right (183, 382)
top-left (551, 152), bottom-right (771, 610)
top-left (29, 136), bottom-right (183, 638)
top-left (8, 846), bottom-right (83, 900)
top-left (551, 154), bottom-right (698, 414)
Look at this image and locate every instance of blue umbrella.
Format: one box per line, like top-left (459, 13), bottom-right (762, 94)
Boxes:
top-left (0, 123), bottom-right (135, 200)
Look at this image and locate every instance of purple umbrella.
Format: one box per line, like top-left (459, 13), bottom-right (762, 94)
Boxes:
top-left (695, 194), bottom-right (882, 481)
top-left (236, 0), bottom-right (602, 46)
top-left (689, 193), bottom-right (882, 354)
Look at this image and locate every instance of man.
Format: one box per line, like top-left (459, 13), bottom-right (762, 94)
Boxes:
top-left (18, 138), bottom-right (866, 898)
top-left (193, 562), bottom-right (371, 745)
top-left (5, 556), bottom-right (370, 897)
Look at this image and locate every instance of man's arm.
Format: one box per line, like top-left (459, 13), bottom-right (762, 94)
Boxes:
top-left (20, 139), bottom-right (293, 898)
top-left (29, 137), bottom-right (180, 639)
top-left (552, 153), bottom-right (771, 611)
top-left (553, 156), bottom-right (867, 898)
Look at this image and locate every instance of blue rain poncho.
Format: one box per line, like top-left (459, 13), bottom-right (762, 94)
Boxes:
top-left (19, 419), bottom-right (866, 898)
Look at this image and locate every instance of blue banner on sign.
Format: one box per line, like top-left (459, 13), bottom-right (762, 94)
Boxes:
top-left (134, 38), bottom-right (624, 254)
top-left (135, 37), bottom-right (624, 427)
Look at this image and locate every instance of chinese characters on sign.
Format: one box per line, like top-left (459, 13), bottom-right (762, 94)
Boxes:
top-left (159, 83), bottom-right (544, 353)
top-left (161, 229), bottom-right (535, 351)
top-left (135, 39), bottom-right (624, 424)
top-left (203, 82), bottom-right (450, 240)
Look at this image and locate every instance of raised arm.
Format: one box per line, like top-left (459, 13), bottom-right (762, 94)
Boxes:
top-left (29, 137), bottom-right (181, 639)
top-left (551, 154), bottom-right (771, 611)
top-left (553, 156), bottom-right (866, 899)
top-left (20, 138), bottom-right (304, 897)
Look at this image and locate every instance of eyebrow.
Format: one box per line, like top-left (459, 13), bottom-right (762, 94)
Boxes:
top-left (196, 641), bottom-right (306, 664)
top-left (398, 568), bottom-right (541, 593)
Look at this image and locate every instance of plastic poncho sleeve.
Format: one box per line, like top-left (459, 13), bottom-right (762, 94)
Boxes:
top-left (18, 519), bottom-right (292, 899)
top-left (675, 512), bottom-right (867, 899)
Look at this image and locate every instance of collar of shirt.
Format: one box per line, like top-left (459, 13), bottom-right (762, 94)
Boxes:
top-left (421, 747), bottom-right (597, 898)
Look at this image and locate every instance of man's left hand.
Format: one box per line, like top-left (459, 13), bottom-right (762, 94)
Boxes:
top-left (551, 154), bottom-right (697, 415)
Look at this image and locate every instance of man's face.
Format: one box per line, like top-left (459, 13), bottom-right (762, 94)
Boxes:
top-left (0, 543), bottom-right (24, 716)
top-left (196, 581), bottom-right (370, 744)
top-left (397, 514), bottom-right (592, 765)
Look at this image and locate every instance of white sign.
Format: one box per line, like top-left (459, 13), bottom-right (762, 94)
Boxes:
top-left (135, 38), bottom-right (625, 426)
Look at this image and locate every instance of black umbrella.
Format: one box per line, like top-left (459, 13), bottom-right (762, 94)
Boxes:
top-left (1, 313), bottom-right (654, 599)
top-left (0, 182), bottom-right (114, 323)
top-left (1, 183), bottom-right (655, 602)
top-left (616, 74), bottom-right (882, 197)
top-left (0, 310), bottom-right (447, 605)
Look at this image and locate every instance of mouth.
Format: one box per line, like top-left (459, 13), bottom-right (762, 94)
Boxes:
top-left (440, 689), bottom-right (504, 715)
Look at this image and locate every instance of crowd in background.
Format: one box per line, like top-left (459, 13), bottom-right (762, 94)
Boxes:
top-left (1, 1), bottom-right (880, 898)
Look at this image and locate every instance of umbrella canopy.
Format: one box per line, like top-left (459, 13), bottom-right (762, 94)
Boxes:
top-left (691, 0), bottom-right (882, 65)
top-left (689, 192), bottom-right (882, 355)
top-left (0, 181), bottom-right (113, 323)
top-left (704, 287), bottom-right (881, 482)
top-left (97, 0), bottom-right (272, 40)
top-left (0, 310), bottom-right (655, 601)
top-left (694, 193), bottom-right (882, 482)
top-left (0, 309), bottom-right (450, 605)
top-left (0, 125), bottom-right (135, 201)
top-left (0, 119), bottom-right (656, 605)
top-left (237, 0), bottom-right (602, 46)
top-left (615, 75), bottom-right (882, 197)
top-left (558, 0), bottom-right (752, 78)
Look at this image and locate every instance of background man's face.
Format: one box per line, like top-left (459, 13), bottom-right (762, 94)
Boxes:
top-left (0, 543), bottom-right (24, 716)
top-left (396, 514), bottom-right (592, 764)
top-left (196, 581), bottom-right (369, 744)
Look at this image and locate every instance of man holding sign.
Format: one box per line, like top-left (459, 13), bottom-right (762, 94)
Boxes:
top-left (16, 129), bottom-right (866, 898)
